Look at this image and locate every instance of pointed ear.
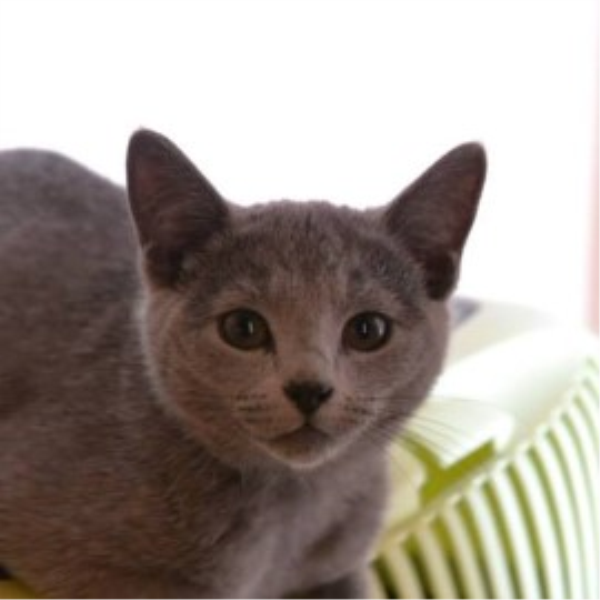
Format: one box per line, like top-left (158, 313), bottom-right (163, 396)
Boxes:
top-left (126, 129), bottom-right (229, 287)
top-left (384, 143), bottom-right (486, 300)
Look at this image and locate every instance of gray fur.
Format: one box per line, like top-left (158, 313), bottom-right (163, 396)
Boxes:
top-left (0, 131), bottom-right (486, 598)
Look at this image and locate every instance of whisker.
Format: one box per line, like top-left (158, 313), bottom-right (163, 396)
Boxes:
top-left (403, 417), bottom-right (469, 442)
top-left (352, 394), bottom-right (428, 404)
top-left (234, 394), bottom-right (267, 404)
top-left (370, 408), bottom-right (474, 454)
top-left (342, 405), bottom-right (377, 418)
top-left (393, 432), bottom-right (457, 456)
top-left (408, 421), bottom-right (471, 445)
top-left (235, 404), bottom-right (269, 414)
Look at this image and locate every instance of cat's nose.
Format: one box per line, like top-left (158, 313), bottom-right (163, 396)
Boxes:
top-left (283, 380), bottom-right (334, 416)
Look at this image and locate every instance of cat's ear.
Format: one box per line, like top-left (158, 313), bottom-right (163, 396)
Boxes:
top-left (384, 143), bottom-right (486, 300)
top-left (126, 129), bottom-right (229, 287)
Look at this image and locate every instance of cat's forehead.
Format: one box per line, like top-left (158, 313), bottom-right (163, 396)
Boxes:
top-left (195, 201), bottom-right (423, 315)
top-left (238, 201), bottom-right (364, 266)
top-left (234, 202), bottom-right (378, 282)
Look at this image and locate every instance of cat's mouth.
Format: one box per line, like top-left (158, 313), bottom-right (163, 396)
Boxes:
top-left (261, 424), bottom-right (335, 467)
top-left (271, 423), bottom-right (330, 446)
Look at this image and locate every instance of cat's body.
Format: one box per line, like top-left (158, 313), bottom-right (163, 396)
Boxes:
top-left (0, 133), bottom-right (486, 598)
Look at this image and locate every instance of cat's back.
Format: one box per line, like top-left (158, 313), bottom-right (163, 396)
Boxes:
top-left (0, 148), bottom-right (131, 249)
top-left (0, 147), bottom-right (138, 289)
top-left (0, 148), bottom-right (139, 369)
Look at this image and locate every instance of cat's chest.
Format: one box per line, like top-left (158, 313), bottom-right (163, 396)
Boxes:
top-left (202, 468), bottom-right (386, 597)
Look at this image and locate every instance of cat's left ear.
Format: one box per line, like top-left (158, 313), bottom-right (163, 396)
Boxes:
top-left (384, 143), bottom-right (486, 300)
top-left (127, 129), bottom-right (229, 288)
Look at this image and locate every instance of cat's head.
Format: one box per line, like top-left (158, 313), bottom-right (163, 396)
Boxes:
top-left (126, 130), bottom-right (486, 471)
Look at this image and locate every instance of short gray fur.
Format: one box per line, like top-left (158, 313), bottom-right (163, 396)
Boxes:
top-left (0, 131), bottom-right (486, 598)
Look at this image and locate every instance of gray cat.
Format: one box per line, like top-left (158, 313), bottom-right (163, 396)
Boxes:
top-left (0, 130), bottom-right (486, 598)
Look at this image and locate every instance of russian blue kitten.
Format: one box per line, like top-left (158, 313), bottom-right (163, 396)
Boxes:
top-left (0, 131), bottom-right (486, 598)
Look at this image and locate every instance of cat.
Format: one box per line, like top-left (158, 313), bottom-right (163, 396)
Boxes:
top-left (0, 130), bottom-right (486, 598)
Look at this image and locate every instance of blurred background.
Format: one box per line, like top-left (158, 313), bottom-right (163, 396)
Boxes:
top-left (0, 0), bottom-right (597, 330)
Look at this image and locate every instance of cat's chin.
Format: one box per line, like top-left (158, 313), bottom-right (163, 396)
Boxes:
top-left (260, 424), bottom-right (346, 470)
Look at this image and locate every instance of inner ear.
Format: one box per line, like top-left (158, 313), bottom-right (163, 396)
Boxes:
top-left (127, 129), bottom-right (229, 288)
top-left (384, 143), bottom-right (487, 300)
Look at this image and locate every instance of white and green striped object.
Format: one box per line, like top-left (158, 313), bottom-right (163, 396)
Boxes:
top-left (371, 301), bottom-right (599, 599)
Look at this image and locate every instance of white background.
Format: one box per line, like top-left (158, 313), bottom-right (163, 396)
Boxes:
top-left (0, 0), bottom-right (597, 327)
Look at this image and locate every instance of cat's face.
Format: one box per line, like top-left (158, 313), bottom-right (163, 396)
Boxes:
top-left (141, 203), bottom-right (448, 470)
top-left (127, 131), bottom-right (486, 471)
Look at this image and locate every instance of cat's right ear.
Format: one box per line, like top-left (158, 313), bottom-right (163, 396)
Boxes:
top-left (127, 129), bottom-right (229, 288)
top-left (383, 143), bottom-right (486, 300)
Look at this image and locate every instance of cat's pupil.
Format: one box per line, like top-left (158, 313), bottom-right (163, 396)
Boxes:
top-left (343, 312), bottom-right (391, 352)
top-left (220, 309), bottom-right (271, 351)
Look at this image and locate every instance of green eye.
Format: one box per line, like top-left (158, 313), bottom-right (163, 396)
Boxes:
top-left (219, 309), bottom-right (272, 351)
top-left (343, 312), bottom-right (391, 352)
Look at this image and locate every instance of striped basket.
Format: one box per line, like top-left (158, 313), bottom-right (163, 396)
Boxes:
top-left (371, 303), bottom-right (599, 599)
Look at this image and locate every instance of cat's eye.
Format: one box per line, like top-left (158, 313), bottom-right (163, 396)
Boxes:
top-left (219, 309), bottom-right (272, 351)
top-left (343, 312), bottom-right (391, 352)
